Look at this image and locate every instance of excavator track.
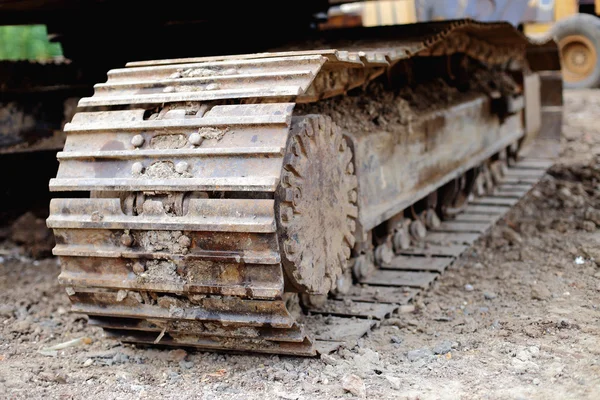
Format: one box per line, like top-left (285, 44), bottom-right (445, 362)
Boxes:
top-left (47, 20), bottom-right (562, 356)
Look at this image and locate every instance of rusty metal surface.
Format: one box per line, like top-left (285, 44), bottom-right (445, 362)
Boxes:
top-left (276, 115), bottom-right (358, 295)
top-left (48, 22), bottom-right (561, 356)
top-left (399, 244), bottom-right (468, 258)
top-left (349, 96), bottom-right (524, 232)
top-left (361, 270), bottom-right (439, 289)
top-left (78, 20), bottom-right (554, 110)
top-left (382, 256), bottom-right (453, 273)
top-left (308, 300), bottom-right (398, 320)
top-left (434, 221), bottom-right (492, 234)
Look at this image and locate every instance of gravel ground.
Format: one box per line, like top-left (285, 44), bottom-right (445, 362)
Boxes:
top-left (0, 90), bottom-right (599, 400)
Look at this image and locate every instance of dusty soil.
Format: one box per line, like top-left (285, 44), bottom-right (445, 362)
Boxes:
top-left (1, 90), bottom-right (600, 400)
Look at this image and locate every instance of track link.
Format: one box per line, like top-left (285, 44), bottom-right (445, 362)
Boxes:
top-left (47, 20), bottom-right (561, 356)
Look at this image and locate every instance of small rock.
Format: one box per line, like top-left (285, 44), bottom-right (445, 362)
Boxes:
top-left (179, 360), bottom-right (194, 370)
top-left (531, 284), bottom-right (551, 300)
top-left (557, 186), bottom-right (574, 202)
top-left (283, 362), bottom-right (294, 372)
top-left (0, 305), bottom-right (15, 317)
top-left (320, 353), bottom-right (337, 366)
top-left (10, 212), bottom-right (55, 258)
top-left (528, 346), bottom-right (540, 357)
top-left (168, 349), bottom-right (188, 362)
top-left (384, 375), bottom-right (402, 390)
top-left (407, 348), bottom-right (433, 362)
top-left (582, 221), bottom-right (596, 232)
top-left (432, 340), bottom-right (452, 355)
top-left (390, 336), bottom-right (403, 344)
top-left (511, 359), bottom-right (540, 374)
top-left (83, 359), bottom-right (93, 367)
top-left (584, 207), bottom-right (600, 225)
top-left (484, 292), bottom-right (497, 300)
top-left (398, 304), bottom-right (415, 313)
top-left (516, 350), bottom-right (531, 362)
top-left (112, 352), bottom-right (129, 364)
top-left (341, 374), bottom-right (365, 398)
top-left (10, 320), bottom-right (31, 333)
top-left (533, 378), bottom-right (540, 385)
top-left (354, 348), bottom-right (380, 367)
top-left (167, 370), bottom-right (181, 383)
top-left (501, 227), bottom-right (522, 245)
top-left (464, 284), bottom-right (474, 292)
top-left (116, 290), bottom-right (128, 302)
top-left (38, 372), bottom-right (67, 384)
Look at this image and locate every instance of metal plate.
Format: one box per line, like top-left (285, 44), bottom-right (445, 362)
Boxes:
top-left (434, 221), bottom-right (491, 233)
top-left (308, 300), bottom-right (397, 320)
top-left (334, 285), bottom-right (420, 304)
top-left (360, 270), bottom-right (438, 289)
top-left (425, 232), bottom-right (481, 245)
top-left (382, 255), bottom-right (453, 273)
top-left (400, 243), bottom-right (468, 258)
top-left (469, 196), bottom-right (520, 206)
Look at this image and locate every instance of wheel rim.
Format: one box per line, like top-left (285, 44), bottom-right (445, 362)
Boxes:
top-left (559, 34), bottom-right (597, 83)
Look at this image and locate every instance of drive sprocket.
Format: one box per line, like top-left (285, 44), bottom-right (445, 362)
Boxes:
top-left (276, 115), bottom-right (358, 294)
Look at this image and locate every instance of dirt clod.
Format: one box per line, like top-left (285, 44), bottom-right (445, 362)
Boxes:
top-left (10, 212), bottom-right (54, 258)
top-left (531, 283), bottom-right (552, 300)
top-left (341, 374), bottom-right (365, 398)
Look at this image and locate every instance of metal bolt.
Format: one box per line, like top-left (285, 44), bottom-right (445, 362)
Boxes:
top-left (132, 262), bottom-right (145, 274)
top-left (283, 188), bottom-right (295, 202)
top-left (90, 211), bottom-right (103, 222)
top-left (189, 132), bottom-right (203, 146)
top-left (131, 162), bottom-right (144, 174)
top-left (131, 134), bottom-right (145, 147)
top-left (280, 206), bottom-right (293, 222)
top-left (284, 240), bottom-right (297, 255)
top-left (175, 161), bottom-right (189, 174)
top-left (121, 233), bottom-right (133, 247)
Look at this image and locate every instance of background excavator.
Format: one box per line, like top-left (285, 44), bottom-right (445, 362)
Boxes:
top-left (325, 0), bottom-right (600, 89)
top-left (0, 0), bottom-right (563, 355)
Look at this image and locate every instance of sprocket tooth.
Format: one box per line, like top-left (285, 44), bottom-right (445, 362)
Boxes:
top-left (344, 230), bottom-right (356, 248)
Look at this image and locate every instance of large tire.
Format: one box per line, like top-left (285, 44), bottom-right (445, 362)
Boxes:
top-left (551, 13), bottom-right (600, 89)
